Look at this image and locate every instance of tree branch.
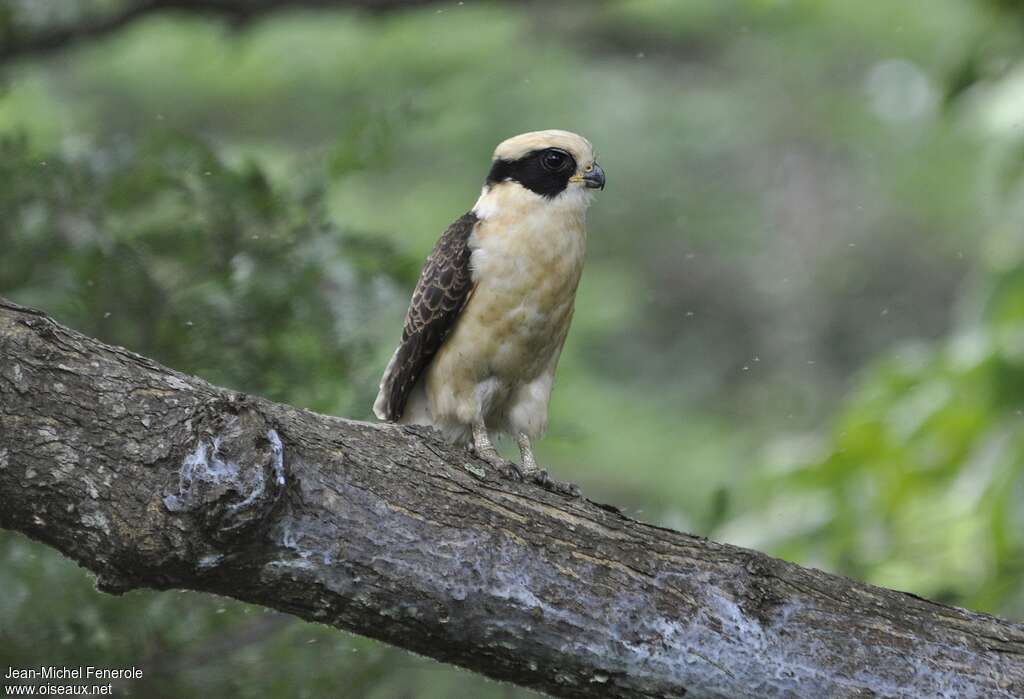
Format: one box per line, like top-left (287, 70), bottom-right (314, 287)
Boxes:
top-left (0, 0), bottom-right (444, 63)
top-left (0, 295), bottom-right (1022, 698)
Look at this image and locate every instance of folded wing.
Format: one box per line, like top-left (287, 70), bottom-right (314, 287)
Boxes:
top-left (373, 211), bottom-right (478, 421)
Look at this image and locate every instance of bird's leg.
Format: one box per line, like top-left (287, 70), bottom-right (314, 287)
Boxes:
top-left (515, 432), bottom-right (542, 477)
top-left (471, 419), bottom-right (524, 481)
top-left (516, 433), bottom-right (581, 498)
top-left (471, 419), bottom-right (501, 464)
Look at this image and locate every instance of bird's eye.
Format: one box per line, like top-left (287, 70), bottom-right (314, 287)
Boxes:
top-left (541, 149), bottom-right (570, 172)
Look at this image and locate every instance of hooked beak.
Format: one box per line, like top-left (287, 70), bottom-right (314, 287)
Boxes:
top-left (582, 161), bottom-right (606, 190)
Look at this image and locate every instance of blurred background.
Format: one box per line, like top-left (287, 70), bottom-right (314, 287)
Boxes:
top-left (3, 0), bottom-right (1024, 696)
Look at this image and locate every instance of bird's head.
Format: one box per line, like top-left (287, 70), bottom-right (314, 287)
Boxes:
top-left (482, 130), bottom-right (605, 208)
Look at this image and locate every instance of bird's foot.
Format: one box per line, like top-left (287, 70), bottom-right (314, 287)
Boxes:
top-left (469, 445), bottom-right (580, 496)
top-left (498, 461), bottom-right (528, 482)
top-left (469, 444), bottom-right (524, 481)
top-left (513, 432), bottom-right (578, 496)
top-left (527, 468), bottom-right (581, 498)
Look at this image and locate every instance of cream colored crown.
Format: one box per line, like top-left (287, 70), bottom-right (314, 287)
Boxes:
top-left (492, 130), bottom-right (595, 165)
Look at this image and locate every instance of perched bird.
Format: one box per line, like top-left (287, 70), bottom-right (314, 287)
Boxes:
top-left (374, 130), bottom-right (605, 492)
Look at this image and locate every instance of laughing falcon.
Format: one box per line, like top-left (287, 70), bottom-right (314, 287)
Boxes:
top-left (374, 130), bottom-right (605, 489)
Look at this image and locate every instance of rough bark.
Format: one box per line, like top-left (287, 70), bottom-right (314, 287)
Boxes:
top-left (0, 295), bottom-right (1022, 699)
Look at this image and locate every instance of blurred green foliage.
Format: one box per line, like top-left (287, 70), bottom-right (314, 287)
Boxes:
top-left (2, 0), bottom-right (1024, 696)
top-left (753, 153), bottom-right (1024, 620)
top-left (0, 132), bottom-right (406, 413)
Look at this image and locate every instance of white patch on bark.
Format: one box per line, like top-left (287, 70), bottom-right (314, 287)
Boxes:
top-left (267, 429), bottom-right (285, 486)
top-left (164, 375), bottom-right (191, 391)
top-left (80, 510), bottom-right (110, 534)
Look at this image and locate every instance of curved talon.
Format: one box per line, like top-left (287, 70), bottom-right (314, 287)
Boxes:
top-left (501, 462), bottom-right (526, 482)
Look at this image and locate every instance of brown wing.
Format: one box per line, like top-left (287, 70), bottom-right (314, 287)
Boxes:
top-left (374, 211), bottom-right (478, 421)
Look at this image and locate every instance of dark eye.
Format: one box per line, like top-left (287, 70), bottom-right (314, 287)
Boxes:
top-left (540, 149), bottom-right (570, 172)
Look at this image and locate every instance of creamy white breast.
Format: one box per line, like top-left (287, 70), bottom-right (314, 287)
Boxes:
top-left (423, 184), bottom-right (588, 429)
